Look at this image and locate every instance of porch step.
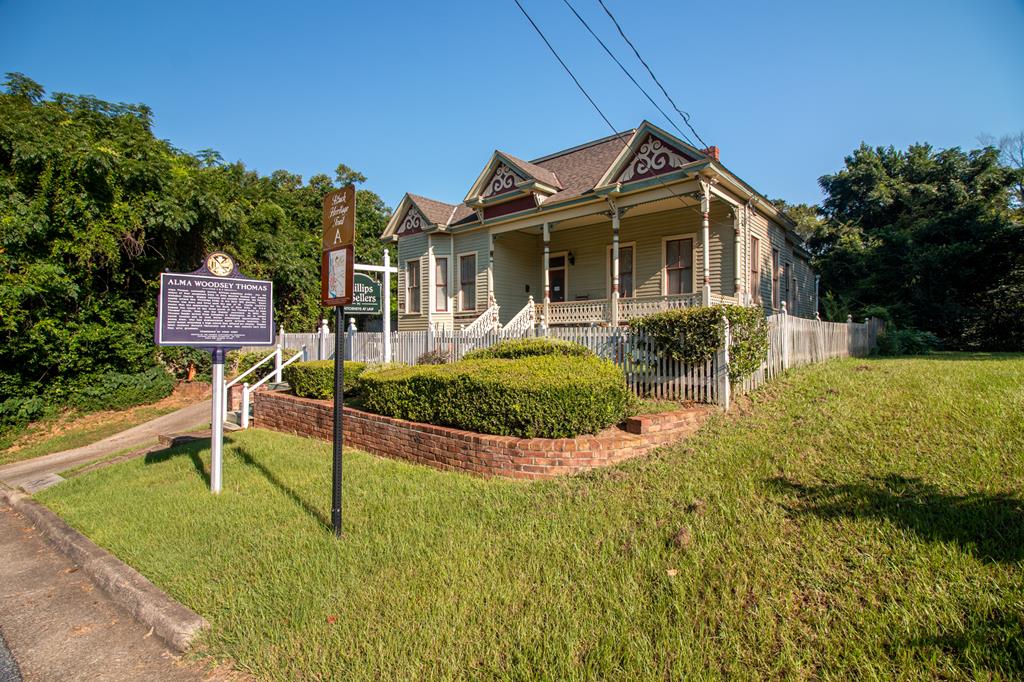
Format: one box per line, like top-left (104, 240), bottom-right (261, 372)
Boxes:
top-left (225, 411), bottom-right (244, 428)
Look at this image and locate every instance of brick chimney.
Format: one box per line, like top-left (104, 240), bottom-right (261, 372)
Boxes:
top-left (701, 146), bottom-right (720, 161)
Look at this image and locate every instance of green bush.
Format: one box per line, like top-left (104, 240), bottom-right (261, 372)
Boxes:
top-left (71, 366), bottom-right (176, 411)
top-left (628, 305), bottom-right (768, 383)
top-left (284, 361), bottom-right (367, 400)
top-left (227, 348), bottom-right (299, 378)
top-left (463, 338), bottom-right (592, 360)
top-left (0, 395), bottom-right (52, 432)
top-left (876, 328), bottom-right (941, 356)
top-left (416, 349), bottom-right (451, 365)
top-left (158, 347), bottom-right (212, 382)
top-left (359, 355), bottom-right (630, 439)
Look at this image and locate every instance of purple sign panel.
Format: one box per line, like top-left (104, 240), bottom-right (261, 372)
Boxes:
top-left (157, 272), bottom-right (274, 347)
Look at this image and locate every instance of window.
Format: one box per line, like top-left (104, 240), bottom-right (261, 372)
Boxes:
top-left (406, 260), bottom-right (420, 313)
top-left (784, 262), bottom-right (793, 312)
top-left (459, 254), bottom-right (476, 311)
top-left (771, 249), bottom-right (780, 309)
top-left (607, 243), bottom-right (635, 297)
top-left (750, 236), bottom-right (761, 304)
top-left (664, 237), bottom-right (694, 295)
top-left (434, 257), bottom-right (448, 312)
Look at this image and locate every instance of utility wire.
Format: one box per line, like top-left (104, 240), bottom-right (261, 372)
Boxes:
top-left (512, 0), bottom-right (620, 139)
top-left (597, 0), bottom-right (709, 149)
top-left (560, 0), bottom-right (697, 148)
top-left (510, 0), bottom-right (713, 224)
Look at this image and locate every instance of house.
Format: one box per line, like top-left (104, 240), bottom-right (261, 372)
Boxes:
top-left (381, 121), bottom-right (817, 332)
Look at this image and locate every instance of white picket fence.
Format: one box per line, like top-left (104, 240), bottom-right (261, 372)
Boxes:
top-left (257, 313), bottom-right (882, 409)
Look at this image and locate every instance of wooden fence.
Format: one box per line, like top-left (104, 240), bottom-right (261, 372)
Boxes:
top-left (263, 313), bottom-right (882, 409)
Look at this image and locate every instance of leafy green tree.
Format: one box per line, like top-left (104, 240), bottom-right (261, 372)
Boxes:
top-left (809, 142), bottom-right (1023, 348)
top-left (0, 74), bottom-right (393, 426)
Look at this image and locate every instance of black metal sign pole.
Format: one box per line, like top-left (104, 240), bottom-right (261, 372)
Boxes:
top-left (331, 305), bottom-right (344, 537)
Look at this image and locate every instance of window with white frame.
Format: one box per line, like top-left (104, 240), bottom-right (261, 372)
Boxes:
top-left (459, 254), bottom-right (476, 311)
top-left (664, 237), bottom-right (694, 295)
top-left (435, 257), bottom-right (448, 312)
top-left (750, 236), bottom-right (761, 304)
top-left (607, 243), bottom-right (635, 297)
top-left (406, 260), bottom-right (420, 313)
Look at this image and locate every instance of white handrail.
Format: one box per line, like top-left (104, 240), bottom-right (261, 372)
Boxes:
top-left (462, 303), bottom-right (500, 337)
top-left (226, 345), bottom-right (279, 391)
top-left (240, 347), bottom-right (305, 429)
top-left (501, 295), bottom-right (535, 336)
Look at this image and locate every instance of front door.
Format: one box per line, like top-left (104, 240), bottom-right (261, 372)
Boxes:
top-left (549, 254), bottom-right (566, 302)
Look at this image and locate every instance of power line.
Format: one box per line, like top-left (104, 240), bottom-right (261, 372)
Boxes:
top-left (511, 0), bottom-right (620, 139)
top-left (596, 0), bottom-right (709, 149)
top-left (560, 0), bottom-right (697, 148)
top-left (510, 0), bottom-right (712, 223)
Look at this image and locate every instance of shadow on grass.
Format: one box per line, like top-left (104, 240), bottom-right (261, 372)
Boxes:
top-left (143, 439), bottom-right (210, 486)
top-left (907, 603), bottom-right (1024, 677)
top-left (235, 445), bottom-right (330, 530)
top-left (767, 474), bottom-right (1024, 563)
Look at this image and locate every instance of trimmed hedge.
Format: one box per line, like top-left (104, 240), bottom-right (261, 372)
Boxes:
top-left (463, 338), bottom-right (592, 361)
top-left (284, 361), bottom-right (367, 400)
top-left (628, 304), bottom-right (768, 383)
top-left (359, 355), bottom-right (631, 439)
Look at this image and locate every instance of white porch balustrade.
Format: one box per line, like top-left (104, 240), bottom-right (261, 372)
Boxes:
top-left (537, 293), bottom-right (734, 327)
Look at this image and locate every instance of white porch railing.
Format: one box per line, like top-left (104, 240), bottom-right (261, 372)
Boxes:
top-left (501, 296), bottom-right (536, 336)
top-left (462, 301), bottom-right (500, 336)
top-left (617, 293), bottom-right (703, 321)
top-left (239, 346), bottom-right (306, 429)
top-left (538, 293), bottom-right (706, 326)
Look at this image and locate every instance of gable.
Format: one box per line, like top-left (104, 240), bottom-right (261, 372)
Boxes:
top-left (616, 134), bottom-right (697, 183)
top-left (483, 162), bottom-right (524, 198)
top-left (395, 205), bottom-right (428, 236)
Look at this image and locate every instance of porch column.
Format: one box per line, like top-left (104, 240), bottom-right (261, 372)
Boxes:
top-left (733, 207), bottom-right (743, 304)
top-left (487, 231), bottom-right (495, 309)
top-left (610, 202), bottom-right (621, 326)
top-left (700, 179), bottom-right (712, 306)
top-left (542, 222), bottom-right (550, 328)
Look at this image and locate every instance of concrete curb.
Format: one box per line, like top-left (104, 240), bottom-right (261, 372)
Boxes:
top-left (0, 488), bottom-right (209, 652)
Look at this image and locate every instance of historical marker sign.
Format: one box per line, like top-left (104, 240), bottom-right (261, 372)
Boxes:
top-left (154, 251), bottom-right (274, 495)
top-left (347, 272), bottom-right (382, 314)
top-left (157, 272), bottom-right (274, 346)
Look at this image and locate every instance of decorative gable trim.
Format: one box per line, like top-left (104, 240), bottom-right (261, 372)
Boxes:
top-left (594, 120), bottom-right (707, 190)
top-left (383, 194), bottom-right (438, 241)
top-left (463, 151), bottom-right (561, 206)
top-left (396, 205), bottom-right (428, 236)
top-left (483, 162), bottom-right (522, 198)
top-left (617, 135), bottom-right (695, 183)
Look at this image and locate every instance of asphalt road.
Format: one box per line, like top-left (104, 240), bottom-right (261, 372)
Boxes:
top-left (0, 630), bottom-right (21, 682)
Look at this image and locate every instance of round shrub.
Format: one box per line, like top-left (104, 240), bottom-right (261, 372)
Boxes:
top-left (284, 361), bottom-right (367, 399)
top-left (463, 338), bottom-right (592, 361)
top-left (359, 355), bottom-right (630, 439)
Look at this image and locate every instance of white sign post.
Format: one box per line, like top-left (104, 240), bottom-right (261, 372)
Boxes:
top-left (353, 249), bottom-right (397, 363)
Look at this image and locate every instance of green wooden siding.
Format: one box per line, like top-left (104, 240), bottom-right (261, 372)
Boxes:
top-left (492, 230), bottom-right (541, 325)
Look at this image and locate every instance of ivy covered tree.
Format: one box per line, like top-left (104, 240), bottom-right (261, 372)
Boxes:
top-left (0, 74), bottom-right (392, 427)
top-left (799, 141), bottom-right (1023, 349)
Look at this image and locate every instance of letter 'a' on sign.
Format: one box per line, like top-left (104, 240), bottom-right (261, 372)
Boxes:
top-left (322, 185), bottom-right (356, 251)
top-left (322, 245), bottom-right (354, 307)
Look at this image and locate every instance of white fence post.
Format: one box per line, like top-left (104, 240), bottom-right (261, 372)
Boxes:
top-left (383, 248), bottom-right (392, 363)
top-left (274, 343), bottom-right (282, 383)
top-left (319, 318), bottom-right (329, 360)
top-left (717, 315), bottom-right (731, 411)
top-left (241, 383), bottom-right (250, 429)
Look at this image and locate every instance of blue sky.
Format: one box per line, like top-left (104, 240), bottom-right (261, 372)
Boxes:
top-left (2, 0), bottom-right (1022, 209)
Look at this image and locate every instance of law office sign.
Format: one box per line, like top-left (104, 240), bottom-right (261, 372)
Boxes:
top-left (347, 273), bottom-right (382, 314)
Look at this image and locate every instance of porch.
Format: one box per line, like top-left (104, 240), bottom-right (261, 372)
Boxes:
top-left (490, 198), bottom-right (745, 328)
top-left (536, 292), bottom-right (739, 326)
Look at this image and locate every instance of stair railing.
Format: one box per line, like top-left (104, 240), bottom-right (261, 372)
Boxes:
top-left (239, 346), bottom-right (306, 429)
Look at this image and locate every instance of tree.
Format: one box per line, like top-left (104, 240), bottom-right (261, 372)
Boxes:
top-left (0, 75), bottom-right (394, 428)
top-left (810, 142), bottom-right (1023, 348)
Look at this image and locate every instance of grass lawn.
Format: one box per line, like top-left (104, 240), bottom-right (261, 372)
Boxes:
top-left (38, 354), bottom-right (1024, 680)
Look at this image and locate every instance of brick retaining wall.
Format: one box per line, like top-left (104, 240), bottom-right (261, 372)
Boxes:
top-left (254, 391), bottom-right (709, 480)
